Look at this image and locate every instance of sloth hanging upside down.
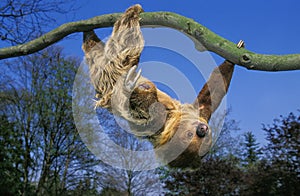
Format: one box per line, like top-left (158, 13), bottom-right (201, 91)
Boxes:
top-left (82, 4), bottom-right (243, 168)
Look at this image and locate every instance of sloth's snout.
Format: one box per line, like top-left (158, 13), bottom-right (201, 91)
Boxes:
top-left (196, 123), bottom-right (208, 138)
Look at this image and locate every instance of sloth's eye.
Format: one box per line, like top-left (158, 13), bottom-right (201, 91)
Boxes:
top-left (186, 131), bottom-right (194, 139)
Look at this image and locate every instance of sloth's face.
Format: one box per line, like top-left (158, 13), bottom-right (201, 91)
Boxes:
top-left (157, 104), bottom-right (212, 168)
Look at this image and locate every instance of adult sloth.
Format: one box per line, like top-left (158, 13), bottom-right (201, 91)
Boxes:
top-left (82, 4), bottom-right (242, 168)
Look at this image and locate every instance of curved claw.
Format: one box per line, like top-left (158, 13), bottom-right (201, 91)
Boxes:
top-left (125, 65), bottom-right (141, 91)
top-left (237, 40), bottom-right (245, 49)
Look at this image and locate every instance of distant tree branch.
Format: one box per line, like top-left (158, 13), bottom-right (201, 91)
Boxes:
top-left (0, 11), bottom-right (300, 71)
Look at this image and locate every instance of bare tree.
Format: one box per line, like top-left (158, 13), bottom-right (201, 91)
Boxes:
top-left (0, 46), bottom-right (100, 195)
top-left (90, 109), bottom-right (165, 195)
top-left (0, 0), bottom-right (79, 44)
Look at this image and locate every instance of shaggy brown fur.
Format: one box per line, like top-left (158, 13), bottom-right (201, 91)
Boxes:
top-left (82, 4), bottom-right (144, 109)
top-left (82, 4), bottom-right (240, 168)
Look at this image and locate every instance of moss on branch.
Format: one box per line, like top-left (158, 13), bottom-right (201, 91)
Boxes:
top-left (0, 11), bottom-right (300, 71)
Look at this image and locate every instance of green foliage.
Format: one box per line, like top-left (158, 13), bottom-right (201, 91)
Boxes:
top-left (264, 112), bottom-right (300, 166)
top-left (164, 158), bottom-right (243, 196)
top-left (258, 112), bottom-right (300, 195)
top-left (241, 131), bottom-right (262, 167)
top-left (0, 114), bottom-right (24, 196)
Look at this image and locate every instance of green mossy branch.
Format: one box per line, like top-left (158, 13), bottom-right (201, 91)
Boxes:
top-left (0, 11), bottom-right (300, 71)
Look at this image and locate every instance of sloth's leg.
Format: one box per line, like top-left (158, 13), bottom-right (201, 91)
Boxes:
top-left (104, 5), bottom-right (144, 70)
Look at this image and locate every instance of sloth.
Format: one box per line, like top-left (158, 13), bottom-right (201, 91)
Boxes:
top-left (82, 4), bottom-right (243, 168)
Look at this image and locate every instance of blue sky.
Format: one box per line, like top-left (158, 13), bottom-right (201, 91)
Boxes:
top-left (4, 0), bottom-right (300, 145)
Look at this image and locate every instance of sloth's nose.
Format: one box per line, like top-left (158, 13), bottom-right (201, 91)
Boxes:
top-left (196, 123), bottom-right (208, 138)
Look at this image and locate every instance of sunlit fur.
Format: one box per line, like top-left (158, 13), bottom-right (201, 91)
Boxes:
top-left (82, 5), bottom-right (144, 108)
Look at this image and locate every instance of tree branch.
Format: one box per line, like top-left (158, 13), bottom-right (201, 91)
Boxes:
top-left (1, 11), bottom-right (300, 71)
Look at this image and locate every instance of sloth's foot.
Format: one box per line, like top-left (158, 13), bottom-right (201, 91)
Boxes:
top-left (125, 65), bottom-right (141, 91)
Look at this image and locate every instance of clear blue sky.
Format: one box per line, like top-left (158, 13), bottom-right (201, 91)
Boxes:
top-left (11, 0), bottom-right (300, 145)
